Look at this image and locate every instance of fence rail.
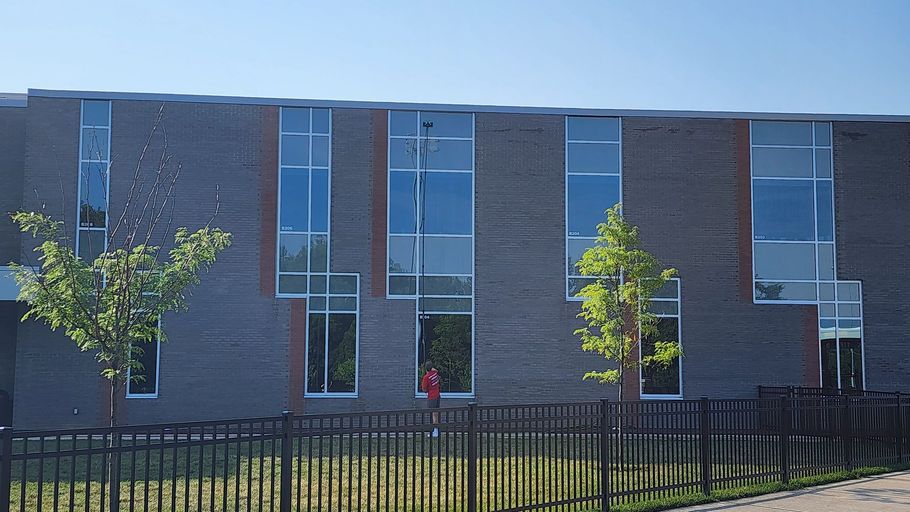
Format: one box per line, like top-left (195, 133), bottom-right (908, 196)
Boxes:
top-left (1, 396), bottom-right (908, 511)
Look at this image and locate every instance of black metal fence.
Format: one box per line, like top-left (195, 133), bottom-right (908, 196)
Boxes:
top-left (1, 396), bottom-right (908, 511)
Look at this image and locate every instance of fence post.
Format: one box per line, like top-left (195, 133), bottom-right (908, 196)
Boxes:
top-left (467, 402), bottom-right (478, 512)
top-left (110, 431), bottom-right (121, 512)
top-left (699, 397), bottom-right (712, 496)
top-left (280, 411), bottom-right (293, 512)
top-left (600, 398), bottom-right (610, 512)
top-left (842, 395), bottom-right (853, 471)
top-left (0, 427), bottom-right (12, 512)
top-left (895, 393), bottom-right (904, 463)
top-left (779, 396), bottom-right (791, 485)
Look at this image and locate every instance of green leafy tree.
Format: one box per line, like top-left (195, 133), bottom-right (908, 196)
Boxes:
top-left (10, 107), bottom-right (232, 426)
top-left (574, 204), bottom-right (681, 402)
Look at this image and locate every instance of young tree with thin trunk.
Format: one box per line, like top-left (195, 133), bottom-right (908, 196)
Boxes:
top-left (574, 204), bottom-right (681, 402)
top-left (9, 105), bottom-right (232, 427)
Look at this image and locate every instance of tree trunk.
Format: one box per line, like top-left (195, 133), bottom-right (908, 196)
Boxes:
top-left (108, 377), bottom-right (122, 512)
top-left (110, 379), bottom-right (119, 427)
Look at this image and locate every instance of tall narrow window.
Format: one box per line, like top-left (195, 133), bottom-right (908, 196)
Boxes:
top-left (76, 100), bottom-right (111, 262)
top-left (566, 116), bottom-right (621, 299)
top-left (640, 278), bottom-right (682, 398)
top-left (387, 111), bottom-right (475, 397)
top-left (818, 281), bottom-right (864, 390)
top-left (276, 107), bottom-right (331, 296)
top-left (306, 273), bottom-right (359, 396)
top-left (126, 316), bottom-right (161, 398)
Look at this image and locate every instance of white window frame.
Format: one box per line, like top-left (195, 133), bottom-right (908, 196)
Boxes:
top-left (275, 107), bottom-right (332, 298)
top-left (749, 120), bottom-right (834, 305)
top-left (75, 99), bottom-right (112, 260)
top-left (125, 315), bottom-right (162, 399)
top-left (565, 116), bottom-right (622, 301)
top-left (304, 273), bottom-right (360, 398)
top-left (639, 277), bottom-right (683, 400)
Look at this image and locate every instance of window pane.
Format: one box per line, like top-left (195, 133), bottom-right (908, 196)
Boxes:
top-left (389, 171), bottom-right (418, 234)
top-left (329, 274), bottom-right (358, 294)
top-left (82, 127), bottom-right (109, 161)
top-left (567, 238), bottom-right (594, 276)
top-left (641, 317), bottom-right (680, 396)
top-left (567, 174), bottom-right (620, 237)
top-left (389, 275), bottom-right (416, 295)
top-left (82, 100), bottom-right (110, 127)
top-left (417, 314), bottom-right (472, 393)
top-left (648, 300), bottom-right (678, 315)
top-left (419, 297), bottom-right (472, 312)
top-left (328, 297), bottom-right (357, 311)
top-left (312, 109), bottom-right (330, 134)
top-left (420, 276), bottom-right (472, 296)
top-left (420, 112), bottom-right (472, 138)
top-left (327, 314), bottom-right (356, 393)
top-left (820, 320), bottom-right (837, 389)
top-left (390, 111), bottom-right (418, 137)
top-left (310, 274), bottom-right (327, 294)
top-left (818, 243), bottom-right (834, 280)
top-left (278, 234), bottom-right (308, 272)
top-left (837, 282), bottom-right (860, 301)
top-left (128, 338), bottom-right (159, 396)
top-left (306, 313), bottom-right (326, 393)
top-left (389, 138), bottom-right (419, 169)
top-left (838, 303), bottom-right (861, 318)
top-left (281, 134), bottom-right (309, 166)
top-left (310, 234), bottom-right (328, 273)
top-left (278, 275), bottom-right (308, 294)
top-left (422, 139), bottom-right (472, 170)
top-left (819, 282), bottom-right (835, 301)
top-left (568, 277), bottom-right (597, 297)
top-left (653, 280), bottom-right (679, 299)
top-left (78, 230), bottom-right (105, 262)
top-left (422, 236), bottom-right (472, 274)
top-left (312, 136), bottom-right (329, 167)
top-left (819, 303), bottom-right (836, 317)
top-left (567, 117), bottom-right (620, 142)
top-left (279, 168), bottom-right (308, 231)
top-left (754, 242), bottom-right (815, 280)
top-left (815, 149), bottom-right (832, 178)
top-left (310, 169), bottom-right (329, 233)
top-left (839, 334), bottom-right (863, 390)
top-left (754, 281), bottom-right (817, 301)
top-left (422, 172), bottom-right (472, 235)
top-left (752, 180), bottom-right (815, 241)
top-left (388, 236), bottom-right (416, 273)
top-left (751, 121), bottom-right (812, 146)
top-left (567, 143), bottom-right (620, 174)
top-left (282, 108), bottom-right (309, 133)
top-left (308, 296), bottom-right (326, 311)
top-left (814, 122), bottom-right (831, 146)
top-left (751, 148), bottom-right (813, 178)
top-left (80, 162), bottom-right (107, 228)
top-left (816, 180), bottom-right (833, 241)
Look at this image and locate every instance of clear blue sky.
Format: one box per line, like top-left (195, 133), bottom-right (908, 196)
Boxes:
top-left (4, 1), bottom-right (909, 114)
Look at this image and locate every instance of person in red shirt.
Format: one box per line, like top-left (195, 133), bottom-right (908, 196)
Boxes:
top-left (420, 360), bottom-right (441, 437)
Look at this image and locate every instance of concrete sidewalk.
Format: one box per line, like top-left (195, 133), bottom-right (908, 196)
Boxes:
top-left (674, 471), bottom-right (910, 511)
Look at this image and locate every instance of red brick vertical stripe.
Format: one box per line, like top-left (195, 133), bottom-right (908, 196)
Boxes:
top-left (371, 110), bottom-right (389, 297)
top-left (803, 306), bottom-right (821, 386)
top-left (260, 107), bottom-right (279, 297)
top-left (288, 298), bottom-right (307, 413)
top-left (735, 120), bottom-right (753, 302)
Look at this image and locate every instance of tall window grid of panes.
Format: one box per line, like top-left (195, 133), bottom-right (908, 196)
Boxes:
top-left (565, 117), bottom-right (621, 299)
top-left (750, 120), bottom-right (864, 389)
top-left (126, 315), bottom-right (161, 398)
top-left (386, 111), bottom-right (475, 397)
top-left (819, 281), bottom-right (864, 390)
top-left (306, 273), bottom-right (359, 397)
top-left (276, 107), bottom-right (331, 296)
top-left (641, 278), bottom-right (683, 399)
top-left (76, 100), bottom-right (111, 262)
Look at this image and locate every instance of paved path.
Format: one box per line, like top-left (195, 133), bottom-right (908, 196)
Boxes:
top-left (674, 471), bottom-right (910, 511)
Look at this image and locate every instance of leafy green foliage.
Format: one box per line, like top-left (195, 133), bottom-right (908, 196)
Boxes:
top-left (10, 211), bottom-right (231, 419)
top-left (573, 204), bottom-right (680, 400)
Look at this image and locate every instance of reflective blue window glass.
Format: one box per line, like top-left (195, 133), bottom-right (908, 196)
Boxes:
top-left (567, 143), bottom-right (620, 174)
top-left (420, 112), bottom-right (472, 138)
top-left (311, 109), bottom-right (330, 134)
top-left (82, 128), bottom-right (109, 161)
top-left (752, 179), bottom-right (815, 241)
top-left (80, 162), bottom-right (107, 227)
top-left (390, 138), bottom-right (418, 169)
top-left (751, 121), bottom-right (812, 146)
top-left (422, 172), bottom-right (472, 235)
top-left (422, 139), bottom-right (472, 170)
top-left (282, 108), bottom-right (309, 133)
top-left (310, 169), bottom-right (328, 233)
top-left (389, 171), bottom-right (417, 234)
top-left (816, 180), bottom-right (834, 242)
top-left (281, 135), bottom-right (309, 166)
top-left (567, 117), bottom-right (620, 142)
top-left (279, 168), bottom-right (309, 232)
top-left (567, 175), bottom-right (620, 237)
top-left (312, 136), bottom-right (329, 167)
top-left (390, 111), bottom-right (418, 136)
top-left (82, 101), bottom-right (110, 127)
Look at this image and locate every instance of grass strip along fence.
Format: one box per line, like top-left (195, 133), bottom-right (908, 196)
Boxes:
top-left (1, 394), bottom-right (908, 511)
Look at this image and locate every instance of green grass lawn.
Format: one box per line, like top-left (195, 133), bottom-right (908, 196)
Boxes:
top-left (7, 434), bottom-right (901, 511)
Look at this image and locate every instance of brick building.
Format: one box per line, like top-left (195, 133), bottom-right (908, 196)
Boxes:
top-left (1, 89), bottom-right (908, 429)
